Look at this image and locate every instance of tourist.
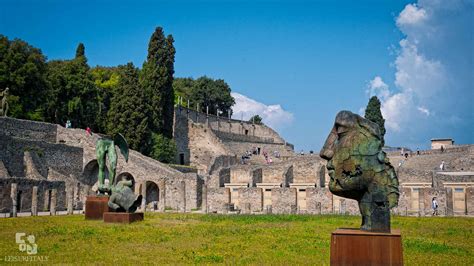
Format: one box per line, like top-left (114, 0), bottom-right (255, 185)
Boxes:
top-left (86, 127), bottom-right (92, 135)
top-left (440, 146), bottom-right (445, 153)
top-left (440, 161), bottom-right (445, 171)
top-left (65, 120), bottom-right (71, 128)
top-left (432, 197), bottom-right (439, 216)
top-left (417, 148), bottom-right (420, 155)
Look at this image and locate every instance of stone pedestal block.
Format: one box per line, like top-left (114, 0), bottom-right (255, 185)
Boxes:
top-left (85, 196), bottom-right (111, 220)
top-left (103, 212), bottom-right (144, 224)
top-left (330, 228), bottom-right (403, 266)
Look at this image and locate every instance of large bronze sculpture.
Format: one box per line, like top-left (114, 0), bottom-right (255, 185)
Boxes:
top-left (0, 87), bottom-right (9, 117)
top-left (96, 134), bottom-right (141, 213)
top-left (320, 111), bottom-right (399, 232)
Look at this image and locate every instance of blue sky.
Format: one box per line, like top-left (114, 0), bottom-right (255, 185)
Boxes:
top-left (1, 0), bottom-right (472, 151)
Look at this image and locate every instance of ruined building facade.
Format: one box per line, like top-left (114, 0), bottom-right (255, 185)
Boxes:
top-left (1, 106), bottom-right (473, 217)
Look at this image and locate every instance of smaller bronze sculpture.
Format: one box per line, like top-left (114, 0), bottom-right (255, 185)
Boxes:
top-left (0, 87), bottom-right (9, 117)
top-left (108, 179), bottom-right (142, 213)
top-left (320, 111), bottom-right (399, 232)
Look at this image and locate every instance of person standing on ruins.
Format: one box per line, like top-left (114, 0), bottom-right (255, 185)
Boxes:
top-left (432, 197), bottom-right (439, 216)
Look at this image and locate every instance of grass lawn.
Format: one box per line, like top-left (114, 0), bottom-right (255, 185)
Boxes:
top-left (0, 213), bottom-right (472, 265)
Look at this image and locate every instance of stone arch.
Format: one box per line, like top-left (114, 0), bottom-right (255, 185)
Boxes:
top-left (116, 172), bottom-right (135, 191)
top-left (81, 160), bottom-right (108, 186)
top-left (146, 181), bottom-right (160, 210)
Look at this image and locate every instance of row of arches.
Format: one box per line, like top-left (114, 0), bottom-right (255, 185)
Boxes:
top-left (81, 160), bottom-right (162, 209)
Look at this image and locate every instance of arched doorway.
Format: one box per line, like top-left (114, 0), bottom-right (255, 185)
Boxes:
top-left (116, 172), bottom-right (135, 191)
top-left (81, 160), bottom-right (108, 186)
top-left (146, 181), bottom-right (159, 211)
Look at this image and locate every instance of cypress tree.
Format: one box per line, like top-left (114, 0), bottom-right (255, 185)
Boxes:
top-left (364, 96), bottom-right (386, 145)
top-left (107, 63), bottom-right (149, 153)
top-left (75, 43), bottom-right (85, 58)
top-left (140, 27), bottom-right (175, 138)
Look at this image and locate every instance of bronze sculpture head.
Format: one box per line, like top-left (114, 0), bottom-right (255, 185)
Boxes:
top-left (320, 111), bottom-right (399, 232)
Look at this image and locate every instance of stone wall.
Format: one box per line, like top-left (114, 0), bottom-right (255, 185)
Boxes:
top-left (306, 188), bottom-right (333, 214)
top-left (0, 134), bottom-right (83, 178)
top-left (467, 187), bottom-right (474, 215)
top-left (207, 187), bottom-right (230, 213)
top-left (0, 117), bottom-right (57, 143)
top-left (271, 188), bottom-right (297, 214)
top-left (238, 188), bottom-right (263, 214)
top-left (0, 178), bottom-right (66, 213)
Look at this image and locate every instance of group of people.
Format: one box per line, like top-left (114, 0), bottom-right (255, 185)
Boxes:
top-left (240, 148), bottom-right (279, 165)
top-left (64, 119), bottom-right (92, 136)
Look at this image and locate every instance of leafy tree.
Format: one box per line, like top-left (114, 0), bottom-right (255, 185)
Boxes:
top-left (173, 77), bottom-right (194, 105)
top-left (140, 27), bottom-right (175, 139)
top-left (90, 66), bottom-right (120, 132)
top-left (0, 35), bottom-right (48, 120)
top-left (173, 76), bottom-right (235, 116)
top-left (192, 76), bottom-right (235, 116)
top-left (364, 96), bottom-right (386, 145)
top-left (106, 63), bottom-right (149, 153)
top-left (45, 43), bottom-right (99, 129)
top-left (150, 132), bottom-right (177, 163)
top-left (249, 115), bottom-right (263, 125)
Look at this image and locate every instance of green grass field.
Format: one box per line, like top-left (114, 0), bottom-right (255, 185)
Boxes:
top-left (0, 213), bottom-right (472, 265)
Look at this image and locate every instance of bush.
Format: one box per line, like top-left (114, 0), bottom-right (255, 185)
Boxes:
top-left (150, 133), bottom-right (177, 163)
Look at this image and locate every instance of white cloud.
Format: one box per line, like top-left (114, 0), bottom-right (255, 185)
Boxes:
top-left (367, 76), bottom-right (390, 100)
top-left (417, 106), bottom-right (430, 116)
top-left (396, 4), bottom-right (427, 26)
top-left (231, 92), bottom-right (294, 130)
top-left (366, 0), bottom-right (473, 145)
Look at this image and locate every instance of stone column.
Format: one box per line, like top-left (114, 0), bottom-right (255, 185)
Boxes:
top-left (160, 180), bottom-right (166, 212)
top-left (31, 186), bottom-right (38, 216)
top-left (196, 103), bottom-right (200, 123)
top-left (67, 186), bottom-right (73, 215)
top-left (186, 100), bottom-right (190, 119)
top-left (50, 189), bottom-right (57, 216)
top-left (202, 183), bottom-right (208, 213)
top-left (419, 188), bottom-right (425, 216)
top-left (181, 181), bottom-right (186, 213)
top-left (44, 190), bottom-right (50, 212)
top-left (446, 187), bottom-right (454, 216)
top-left (141, 182), bottom-right (147, 212)
top-left (11, 183), bottom-right (18, 217)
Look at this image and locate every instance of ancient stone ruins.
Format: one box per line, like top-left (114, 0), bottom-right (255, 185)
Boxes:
top-left (1, 105), bottom-right (473, 217)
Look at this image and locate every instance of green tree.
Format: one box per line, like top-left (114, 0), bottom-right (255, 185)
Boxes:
top-left (173, 77), bottom-right (194, 105)
top-left (90, 66), bottom-right (120, 132)
top-left (106, 63), bottom-right (149, 153)
top-left (249, 115), bottom-right (263, 125)
top-left (0, 35), bottom-right (48, 120)
top-left (192, 76), bottom-right (235, 116)
top-left (150, 132), bottom-right (177, 163)
top-left (45, 43), bottom-right (99, 129)
top-left (140, 27), bottom-right (175, 138)
top-left (173, 76), bottom-right (235, 116)
top-left (75, 43), bottom-right (85, 58)
top-left (364, 96), bottom-right (386, 145)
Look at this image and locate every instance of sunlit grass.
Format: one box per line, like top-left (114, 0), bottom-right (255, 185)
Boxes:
top-left (0, 214), bottom-right (472, 265)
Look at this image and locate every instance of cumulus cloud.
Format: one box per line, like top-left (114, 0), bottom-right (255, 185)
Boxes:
top-left (231, 92), bottom-right (294, 130)
top-left (396, 4), bottom-right (427, 26)
top-left (367, 0), bottom-right (473, 146)
top-left (367, 76), bottom-right (390, 100)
